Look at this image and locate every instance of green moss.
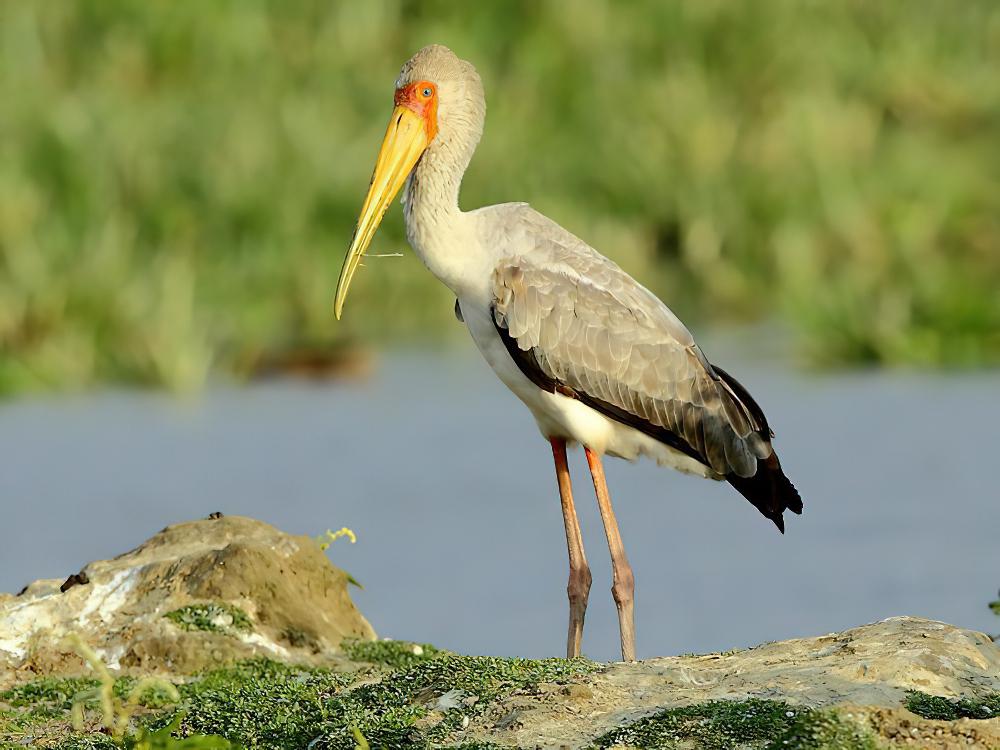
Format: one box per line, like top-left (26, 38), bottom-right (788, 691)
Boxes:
top-left (1, 661), bottom-right (887, 750)
top-left (167, 655), bottom-right (597, 750)
top-left (33, 734), bottom-right (118, 750)
top-left (0, 662), bottom-right (340, 749)
top-left (160, 660), bottom-right (355, 749)
top-left (164, 603), bottom-right (253, 634)
top-left (905, 690), bottom-right (1000, 721)
top-left (341, 638), bottom-right (443, 670)
top-left (32, 722), bottom-right (234, 750)
top-left (0, 676), bottom-right (110, 743)
top-left (0, 673), bottom-right (236, 750)
top-left (766, 711), bottom-right (881, 750)
top-left (590, 699), bottom-right (878, 750)
top-left (0, 679), bottom-right (119, 747)
top-left (1, 677), bottom-right (102, 711)
top-left (0, 704), bottom-right (62, 735)
top-left (279, 626), bottom-right (320, 651)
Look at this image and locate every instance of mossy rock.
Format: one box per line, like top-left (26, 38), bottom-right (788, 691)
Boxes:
top-left (904, 690), bottom-right (1000, 722)
top-left (1, 653), bottom-right (598, 749)
top-left (164, 603), bottom-right (253, 634)
top-left (6, 650), bottom-right (1000, 749)
top-left (590, 699), bottom-right (879, 749)
top-left (0, 516), bottom-right (375, 680)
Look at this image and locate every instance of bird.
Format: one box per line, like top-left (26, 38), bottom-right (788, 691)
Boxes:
top-left (334, 44), bottom-right (802, 662)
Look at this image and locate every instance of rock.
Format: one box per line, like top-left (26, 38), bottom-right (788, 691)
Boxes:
top-left (846, 706), bottom-right (1000, 750)
top-left (3, 518), bottom-right (999, 748)
top-left (462, 617), bottom-right (1000, 749)
top-left (0, 515), bottom-right (374, 684)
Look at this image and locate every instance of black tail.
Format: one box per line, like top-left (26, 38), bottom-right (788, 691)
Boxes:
top-left (712, 364), bottom-right (803, 533)
top-left (726, 452), bottom-right (802, 533)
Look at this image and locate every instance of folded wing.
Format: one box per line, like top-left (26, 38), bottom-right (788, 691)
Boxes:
top-left (486, 211), bottom-right (801, 530)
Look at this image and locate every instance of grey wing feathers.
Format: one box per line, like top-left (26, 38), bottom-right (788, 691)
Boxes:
top-left (489, 209), bottom-right (771, 480)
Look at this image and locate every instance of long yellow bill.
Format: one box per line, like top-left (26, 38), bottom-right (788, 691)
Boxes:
top-left (334, 106), bottom-right (430, 319)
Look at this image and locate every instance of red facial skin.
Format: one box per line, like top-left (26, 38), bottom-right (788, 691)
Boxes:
top-left (394, 81), bottom-right (438, 141)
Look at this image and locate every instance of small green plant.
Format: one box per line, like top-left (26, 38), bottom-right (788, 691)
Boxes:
top-left (350, 725), bottom-right (370, 750)
top-left (65, 634), bottom-right (239, 749)
top-left (129, 715), bottom-right (237, 750)
top-left (316, 527), bottom-right (357, 550)
top-left (316, 527), bottom-right (363, 588)
top-left (163, 603), bottom-right (252, 634)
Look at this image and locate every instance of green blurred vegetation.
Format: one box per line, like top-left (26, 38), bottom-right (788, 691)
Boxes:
top-left (905, 690), bottom-right (1000, 722)
top-left (1, 1), bottom-right (998, 394)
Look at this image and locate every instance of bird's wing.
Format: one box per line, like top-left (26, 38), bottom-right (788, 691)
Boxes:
top-left (486, 206), bottom-right (801, 530)
top-left (486, 209), bottom-right (772, 478)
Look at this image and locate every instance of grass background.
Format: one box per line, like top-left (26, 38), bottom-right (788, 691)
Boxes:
top-left (1, 0), bottom-right (998, 394)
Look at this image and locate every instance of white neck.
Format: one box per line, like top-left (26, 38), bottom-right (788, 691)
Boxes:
top-left (402, 119), bottom-right (485, 298)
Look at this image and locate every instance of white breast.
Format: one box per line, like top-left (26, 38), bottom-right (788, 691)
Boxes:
top-left (460, 298), bottom-right (715, 479)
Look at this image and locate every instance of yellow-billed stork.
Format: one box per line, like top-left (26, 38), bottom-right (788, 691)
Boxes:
top-left (334, 45), bottom-right (802, 662)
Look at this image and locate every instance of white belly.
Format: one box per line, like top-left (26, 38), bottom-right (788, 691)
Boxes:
top-left (460, 299), bottom-right (715, 479)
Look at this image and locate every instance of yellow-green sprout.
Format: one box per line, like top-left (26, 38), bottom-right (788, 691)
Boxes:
top-left (316, 526), bottom-right (357, 550)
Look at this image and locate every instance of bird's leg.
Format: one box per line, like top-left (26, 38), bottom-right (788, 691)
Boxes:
top-left (550, 437), bottom-right (592, 658)
top-left (584, 447), bottom-right (636, 662)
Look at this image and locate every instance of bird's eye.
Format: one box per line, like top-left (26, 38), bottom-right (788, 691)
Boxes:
top-left (422, 87), bottom-right (433, 98)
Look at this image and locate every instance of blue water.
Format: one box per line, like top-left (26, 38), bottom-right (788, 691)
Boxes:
top-left (1, 348), bottom-right (998, 662)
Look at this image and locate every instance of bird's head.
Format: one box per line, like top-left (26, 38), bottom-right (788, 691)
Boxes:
top-left (334, 45), bottom-right (484, 319)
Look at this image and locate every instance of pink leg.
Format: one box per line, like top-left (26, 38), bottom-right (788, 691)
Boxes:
top-left (585, 446), bottom-right (636, 662)
top-left (550, 438), bottom-right (592, 658)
